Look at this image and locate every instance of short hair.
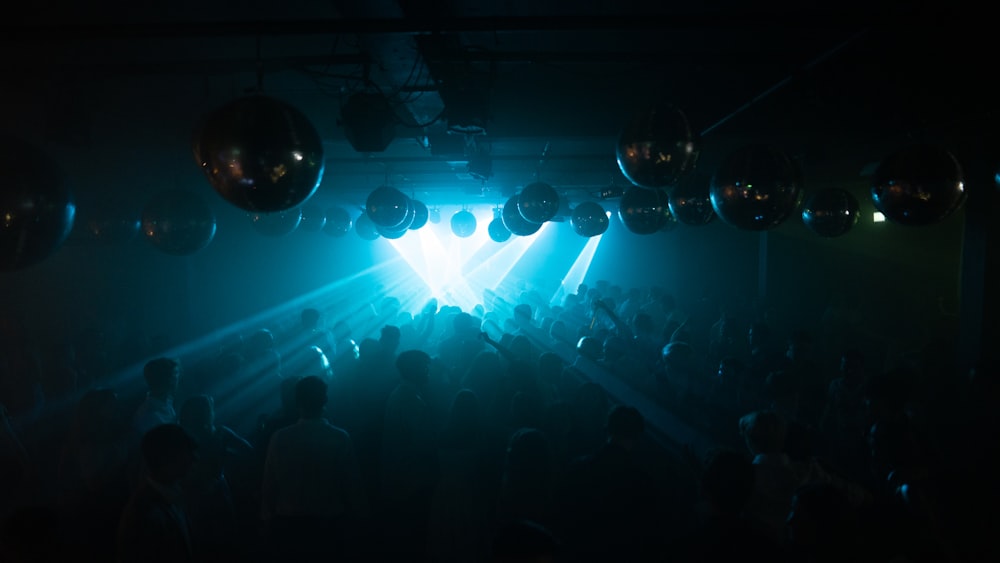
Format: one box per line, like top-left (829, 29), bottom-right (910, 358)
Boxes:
top-left (396, 349), bottom-right (432, 383)
top-left (606, 405), bottom-right (645, 440)
top-left (295, 375), bottom-right (328, 417)
top-left (143, 357), bottom-right (180, 390)
top-left (141, 424), bottom-right (197, 475)
top-left (380, 324), bottom-right (401, 342)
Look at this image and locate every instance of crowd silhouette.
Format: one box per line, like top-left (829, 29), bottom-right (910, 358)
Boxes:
top-left (0, 280), bottom-right (997, 562)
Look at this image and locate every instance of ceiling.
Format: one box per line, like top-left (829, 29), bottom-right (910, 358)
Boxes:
top-left (2, 2), bottom-right (993, 218)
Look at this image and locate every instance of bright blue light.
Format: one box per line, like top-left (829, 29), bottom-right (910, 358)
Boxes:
top-left (550, 233), bottom-right (603, 305)
top-left (386, 206), bottom-right (498, 310)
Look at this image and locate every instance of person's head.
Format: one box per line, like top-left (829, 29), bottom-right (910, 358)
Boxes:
top-left (300, 307), bottom-right (321, 330)
top-left (452, 312), bottom-right (476, 335)
top-left (513, 303), bottom-right (533, 326)
top-left (143, 357), bottom-right (180, 398)
top-left (178, 395), bottom-right (215, 436)
top-left (295, 375), bottom-right (328, 418)
top-left (379, 325), bottom-right (401, 352)
top-left (739, 410), bottom-right (787, 456)
top-left (248, 328), bottom-right (275, 350)
top-left (576, 336), bottom-right (602, 362)
top-left (396, 349), bottom-right (432, 386)
top-left (606, 404), bottom-right (644, 449)
top-left (140, 423), bottom-right (198, 485)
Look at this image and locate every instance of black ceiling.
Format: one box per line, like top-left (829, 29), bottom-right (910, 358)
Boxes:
top-left (2, 2), bottom-right (992, 214)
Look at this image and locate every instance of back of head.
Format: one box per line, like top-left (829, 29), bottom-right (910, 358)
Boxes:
top-left (576, 336), bottom-right (602, 362)
top-left (380, 324), bottom-right (401, 348)
top-left (143, 357), bottom-right (180, 394)
top-left (396, 349), bottom-right (432, 384)
top-left (295, 375), bottom-right (328, 418)
top-left (739, 410), bottom-right (787, 456)
top-left (513, 303), bottom-right (533, 325)
top-left (452, 312), bottom-right (475, 334)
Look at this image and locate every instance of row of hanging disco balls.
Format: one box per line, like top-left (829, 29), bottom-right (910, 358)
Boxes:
top-left (615, 100), bottom-right (967, 235)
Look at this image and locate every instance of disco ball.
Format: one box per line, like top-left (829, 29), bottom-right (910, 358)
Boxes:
top-left (0, 138), bottom-right (75, 271)
top-left (366, 185), bottom-right (411, 228)
top-left (616, 102), bottom-right (698, 189)
top-left (570, 201), bottom-right (609, 238)
top-left (322, 206), bottom-right (352, 237)
top-left (355, 212), bottom-right (380, 240)
top-left (801, 188), bottom-right (860, 237)
top-left (871, 144), bottom-right (965, 226)
top-left (250, 208), bottom-right (302, 237)
top-left (488, 217), bottom-right (512, 242)
top-left (451, 209), bottom-right (477, 238)
top-left (502, 195), bottom-right (541, 236)
top-left (517, 181), bottom-right (560, 223)
top-left (141, 189), bottom-right (217, 256)
top-left (618, 187), bottom-right (671, 234)
top-left (710, 144), bottom-right (803, 231)
top-left (193, 95), bottom-right (324, 213)
top-left (409, 200), bottom-right (429, 230)
top-left (298, 202), bottom-right (327, 232)
top-left (668, 172), bottom-right (715, 226)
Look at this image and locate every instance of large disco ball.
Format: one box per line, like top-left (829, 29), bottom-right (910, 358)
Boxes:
top-left (502, 195), bottom-right (541, 236)
top-left (322, 206), bottom-right (352, 237)
top-left (250, 208), bottom-right (302, 237)
top-left (298, 202), bottom-right (327, 232)
top-left (193, 95), bottom-right (325, 213)
top-left (710, 144), bottom-right (803, 231)
top-left (801, 188), bottom-right (860, 237)
top-left (488, 217), bottom-right (512, 242)
top-left (141, 189), bottom-right (217, 256)
top-left (871, 144), bottom-right (965, 226)
top-left (668, 172), bottom-right (715, 226)
top-left (618, 187), bottom-right (671, 234)
top-left (570, 201), bottom-right (609, 237)
top-left (355, 212), bottom-right (380, 240)
top-left (409, 200), bottom-right (429, 230)
top-left (366, 185), bottom-right (410, 228)
top-left (451, 209), bottom-right (477, 238)
top-left (0, 138), bottom-right (76, 271)
top-left (616, 102), bottom-right (698, 189)
top-left (517, 181), bottom-right (560, 223)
